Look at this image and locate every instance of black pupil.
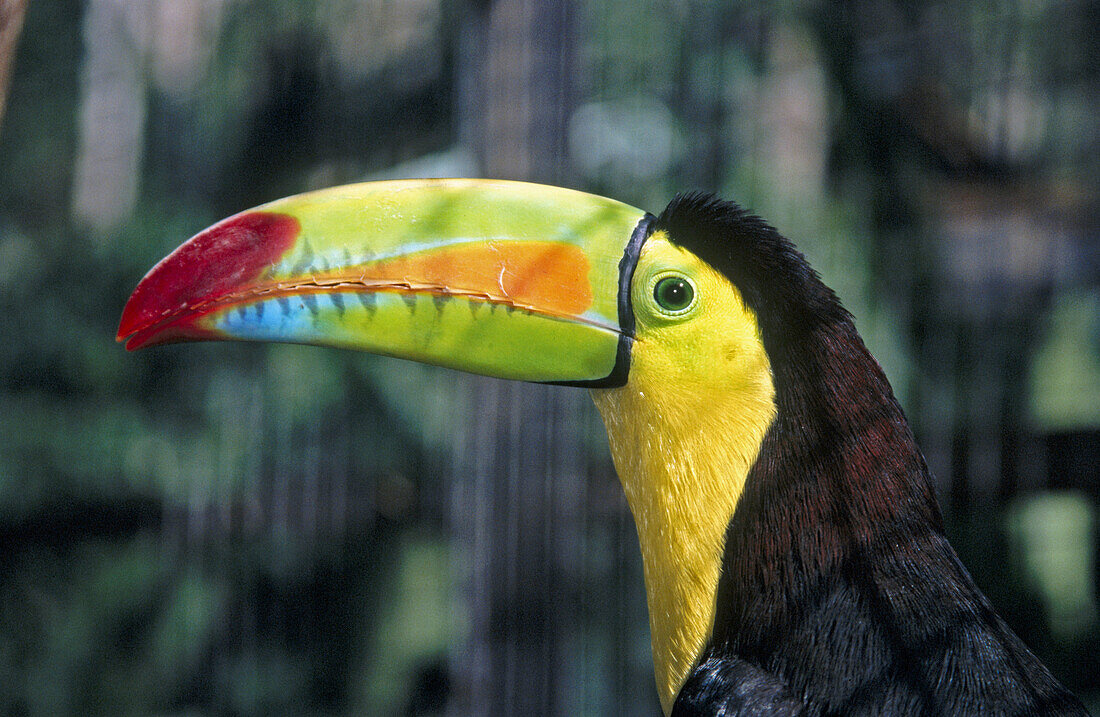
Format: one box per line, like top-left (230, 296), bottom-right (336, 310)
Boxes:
top-left (655, 277), bottom-right (693, 311)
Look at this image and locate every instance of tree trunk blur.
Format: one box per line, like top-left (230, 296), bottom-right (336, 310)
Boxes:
top-left (0, 0), bottom-right (27, 131)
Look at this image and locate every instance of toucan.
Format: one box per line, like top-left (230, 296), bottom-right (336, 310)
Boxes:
top-left (118, 179), bottom-right (1088, 715)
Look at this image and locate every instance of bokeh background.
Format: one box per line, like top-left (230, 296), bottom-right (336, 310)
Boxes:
top-left (1, 0), bottom-right (1098, 714)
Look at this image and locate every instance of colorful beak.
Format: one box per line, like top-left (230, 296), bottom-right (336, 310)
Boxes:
top-left (117, 179), bottom-right (648, 386)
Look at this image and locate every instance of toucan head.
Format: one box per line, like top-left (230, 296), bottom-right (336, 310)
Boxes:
top-left (117, 179), bottom-right (774, 393)
top-left (118, 179), bottom-right (781, 713)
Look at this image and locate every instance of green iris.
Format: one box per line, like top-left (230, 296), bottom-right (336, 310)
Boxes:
top-left (654, 276), bottom-right (695, 313)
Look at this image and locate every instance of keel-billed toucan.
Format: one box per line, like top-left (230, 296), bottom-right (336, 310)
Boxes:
top-left (119, 180), bottom-right (1087, 715)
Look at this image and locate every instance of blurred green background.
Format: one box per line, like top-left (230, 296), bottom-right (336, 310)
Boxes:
top-left (1, 0), bottom-right (1098, 714)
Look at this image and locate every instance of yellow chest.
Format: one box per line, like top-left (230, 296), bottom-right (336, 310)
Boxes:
top-left (591, 340), bottom-right (774, 713)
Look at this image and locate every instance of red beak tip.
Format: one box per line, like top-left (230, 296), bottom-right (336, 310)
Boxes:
top-left (116, 209), bottom-right (301, 353)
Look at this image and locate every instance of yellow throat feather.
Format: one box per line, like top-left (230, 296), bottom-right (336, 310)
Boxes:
top-left (590, 234), bottom-right (776, 714)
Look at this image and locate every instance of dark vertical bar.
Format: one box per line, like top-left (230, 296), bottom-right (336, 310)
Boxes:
top-left (450, 1), bottom-right (579, 714)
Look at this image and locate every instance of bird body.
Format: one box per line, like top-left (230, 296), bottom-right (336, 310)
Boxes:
top-left (653, 194), bottom-right (1087, 715)
top-left (118, 180), bottom-right (1089, 715)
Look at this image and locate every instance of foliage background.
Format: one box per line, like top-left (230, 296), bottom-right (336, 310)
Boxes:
top-left (1, 0), bottom-right (1098, 714)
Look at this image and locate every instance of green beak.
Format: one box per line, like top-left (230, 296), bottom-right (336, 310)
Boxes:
top-left (118, 179), bottom-right (649, 386)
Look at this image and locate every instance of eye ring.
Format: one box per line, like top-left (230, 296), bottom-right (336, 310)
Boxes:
top-left (650, 273), bottom-right (697, 315)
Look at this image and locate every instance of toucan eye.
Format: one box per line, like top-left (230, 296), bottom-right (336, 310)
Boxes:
top-left (653, 275), bottom-right (695, 313)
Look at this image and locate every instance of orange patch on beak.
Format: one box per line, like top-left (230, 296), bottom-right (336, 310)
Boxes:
top-left (309, 241), bottom-right (594, 317)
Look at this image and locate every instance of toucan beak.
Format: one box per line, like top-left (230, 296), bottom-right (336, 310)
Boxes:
top-left (117, 179), bottom-right (648, 386)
